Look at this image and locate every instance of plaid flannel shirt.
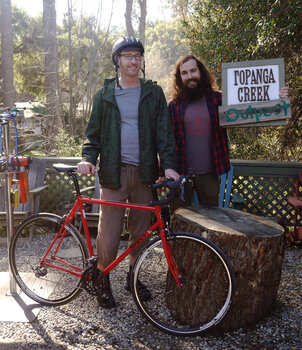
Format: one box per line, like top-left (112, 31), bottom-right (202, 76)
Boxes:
top-left (168, 90), bottom-right (230, 176)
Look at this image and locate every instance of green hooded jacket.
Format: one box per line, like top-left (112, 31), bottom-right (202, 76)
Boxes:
top-left (82, 78), bottom-right (176, 188)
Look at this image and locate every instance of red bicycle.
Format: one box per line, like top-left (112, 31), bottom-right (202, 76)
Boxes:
top-left (9, 163), bottom-right (235, 336)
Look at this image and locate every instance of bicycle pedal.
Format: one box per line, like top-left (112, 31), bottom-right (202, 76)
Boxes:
top-left (81, 264), bottom-right (107, 296)
top-left (86, 256), bottom-right (98, 265)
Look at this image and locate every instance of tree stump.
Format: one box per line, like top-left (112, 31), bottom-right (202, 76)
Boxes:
top-left (169, 206), bottom-right (285, 332)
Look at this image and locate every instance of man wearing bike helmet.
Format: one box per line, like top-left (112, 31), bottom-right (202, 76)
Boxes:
top-left (77, 37), bottom-right (179, 308)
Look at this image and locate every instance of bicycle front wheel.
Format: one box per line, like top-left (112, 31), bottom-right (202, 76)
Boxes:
top-left (9, 213), bottom-right (88, 306)
top-left (132, 232), bottom-right (235, 336)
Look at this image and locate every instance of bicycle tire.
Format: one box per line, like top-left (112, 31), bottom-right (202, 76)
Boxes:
top-left (131, 232), bottom-right (235, 336)
top-left (9, 213), bottom-right (89, 306)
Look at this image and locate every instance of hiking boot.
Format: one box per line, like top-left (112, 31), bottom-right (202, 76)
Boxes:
top-left (125, 271), bottom-right (152, 301)
top-left (96, 273), bottom-right (117, 309)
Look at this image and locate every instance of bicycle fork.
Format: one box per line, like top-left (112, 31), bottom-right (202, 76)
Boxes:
top-left (160, 228), bottom-right (184, 288)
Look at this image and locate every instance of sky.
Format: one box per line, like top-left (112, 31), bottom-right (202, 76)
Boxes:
top-left (12, 0), bottom-right (172, 28)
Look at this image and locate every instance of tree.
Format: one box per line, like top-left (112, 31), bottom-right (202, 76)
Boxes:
top-left (59, 2), bottom-right (115, 138)
top-left (67, 0), bottom-right (74, 135)
top-left (43, 0), bottom-right (62, 145)
top-left (124, 0), bottom-right (147, 44)
top-left (145, 19), bottom-right (188, 95)
top-left (12, 6), bottom-right (45, 101)
top-left (1, 0), bottom-right (16, 108)
top-left (125, 0), bottom-right (135, 37)
top-left (138, 0), bottom-right (147, 45)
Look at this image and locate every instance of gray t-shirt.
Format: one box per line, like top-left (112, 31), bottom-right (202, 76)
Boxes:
top-left (115, 86), bottom-right (141, 166)
top-left (184, 97), bottom-right (214, 174)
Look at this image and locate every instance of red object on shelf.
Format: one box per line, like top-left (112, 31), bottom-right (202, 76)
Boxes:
top-left (10, 156), bottom-right (30, 167)
top-left (19, 170), bottom-right (30, 204)
top-left (9, 156), bottom-right (31, 204)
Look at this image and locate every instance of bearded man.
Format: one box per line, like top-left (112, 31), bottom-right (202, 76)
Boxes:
top-left (168, 55), bottom-right (230, 207)
top-left (168, 55), bottom-right (290, 208)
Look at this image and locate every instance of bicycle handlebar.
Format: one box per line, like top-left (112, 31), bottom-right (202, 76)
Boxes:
top-left (53, 163), bottom-right (190, 206)
top-left (149, 175), bottom-right (189, 206)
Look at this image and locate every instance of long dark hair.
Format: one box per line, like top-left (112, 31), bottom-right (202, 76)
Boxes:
top-left (171, 55), bottom-right (216, 103)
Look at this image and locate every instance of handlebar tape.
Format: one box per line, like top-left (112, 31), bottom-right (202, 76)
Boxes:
top-left (149, 176), bottom-right (188, 206)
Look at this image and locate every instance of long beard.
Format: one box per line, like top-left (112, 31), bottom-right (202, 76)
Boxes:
top-left (183, 79), bottom-right (205, 102)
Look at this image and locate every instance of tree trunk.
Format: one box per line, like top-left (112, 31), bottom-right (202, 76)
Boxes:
top-left (67, 0), bottom-right (75, 136)
top-left (169, 206), bottom-right (285, 332)
top-left (43, 0), bottom-right (62, 148)
top-left (1, 0), bottom-right (15, 108)
top-left (125, 0), bottom-right (135, 37)
top-left (138, 0), bottom-right (147, 45)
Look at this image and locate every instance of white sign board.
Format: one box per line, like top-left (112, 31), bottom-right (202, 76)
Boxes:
top-left (219, 58), bottom-right (291, 127)
top-left (227, 65), bottom-right (280, 105)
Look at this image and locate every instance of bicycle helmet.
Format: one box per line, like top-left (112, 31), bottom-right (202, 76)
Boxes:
top-left (112, 37), bottom-right (144, 64)
top-left (112, 37), bottom-right (145, 89)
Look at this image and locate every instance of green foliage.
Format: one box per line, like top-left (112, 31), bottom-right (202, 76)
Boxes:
top-left (175, 0), bottom-right (302, 161)
top-left (23, 150), bottom-right (46, 157)
top-left (12, 6), bottom-right (45, 100)
top-left (7, 4), bottom-right (117, 155)
top-left (145, 19), bottom-right (188, 97)
top-left (52, 129), bottom-right (82, 157)
top-left (58, 15), bottom-right (114, 101)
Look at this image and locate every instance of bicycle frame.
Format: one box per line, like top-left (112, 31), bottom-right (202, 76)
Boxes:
top-left (40, 193), bottom-right (183, 287)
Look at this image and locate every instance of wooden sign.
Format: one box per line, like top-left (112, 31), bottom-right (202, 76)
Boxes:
top-left (219, 58), bottom-right (291, 127)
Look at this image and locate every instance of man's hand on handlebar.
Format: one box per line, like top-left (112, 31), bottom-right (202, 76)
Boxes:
top-left (156, 169), bottom-right (179, 192)
top-left (77, 161), bottom-right (95, 174)
top-left (164, 168), bottom-right (179, 181)
top-left (150, 175), bottom-right (189, 206)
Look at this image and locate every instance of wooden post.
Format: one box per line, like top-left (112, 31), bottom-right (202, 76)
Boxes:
top-left (170, 206), bottom-right (285, 332)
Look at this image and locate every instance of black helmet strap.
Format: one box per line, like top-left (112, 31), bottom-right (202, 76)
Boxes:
top-left (115, 59), bottom-right (122, 90)
top-left (141, 59), bottom-right (146, 79)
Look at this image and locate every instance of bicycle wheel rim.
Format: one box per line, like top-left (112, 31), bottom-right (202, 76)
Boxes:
top-left (132, 232), bottom-right (234, 336)
top-left (9, 213), bottom-right (88, 306)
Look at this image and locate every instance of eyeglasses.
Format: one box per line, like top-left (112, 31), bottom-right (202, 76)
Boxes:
top-left (119, 54), bottom-right (143, 61)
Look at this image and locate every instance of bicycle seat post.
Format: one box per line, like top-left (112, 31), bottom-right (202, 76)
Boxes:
top-left (68, 171), bottom-right (81, 196)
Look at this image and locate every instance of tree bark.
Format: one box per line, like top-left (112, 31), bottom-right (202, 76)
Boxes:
top-left (125, 0), bottom-right (135, 37)
top-left (138, 0), bottom-right (147, 45)
top-left (43, 0), bottom-right (62, 146)
top-left (1, 0), bottom-right (16, 108)
top-left (67, 0), bottom-right (75, 136)
top-left (169, 206), bottom-right (285, 332)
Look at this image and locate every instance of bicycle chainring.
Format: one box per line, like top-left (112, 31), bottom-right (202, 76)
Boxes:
top-left (81, 265), bottom-right (108, 296)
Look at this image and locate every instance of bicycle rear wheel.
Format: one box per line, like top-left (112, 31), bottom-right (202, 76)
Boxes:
top-left (131, 232), bottom-right (235, 336)
top-left (9, 213), bottom-right (88, 306)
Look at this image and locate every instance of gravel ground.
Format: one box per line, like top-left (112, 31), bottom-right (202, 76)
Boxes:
top-left (0, 241), bottom-right (301, 350)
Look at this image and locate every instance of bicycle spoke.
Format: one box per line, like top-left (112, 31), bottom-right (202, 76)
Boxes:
top-left (132, 232), bottom-right (234, 336)
top-left (10, 214), bottom-right (88, 306)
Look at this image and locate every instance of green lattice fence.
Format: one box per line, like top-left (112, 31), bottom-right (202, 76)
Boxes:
top-left (231, 175), bottom-right (296, 226)
top-left (39, 157), bottom-right (301, 227)
top-left (39, 157), bottom-right (96, 214)
top-left (231, 160), bottom-right (301, 227)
